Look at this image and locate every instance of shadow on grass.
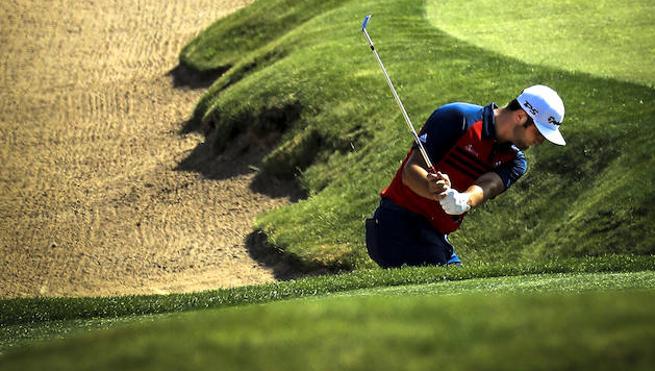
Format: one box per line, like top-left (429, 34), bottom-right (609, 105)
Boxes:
top-left (245, 229), bottom-right (334, 280)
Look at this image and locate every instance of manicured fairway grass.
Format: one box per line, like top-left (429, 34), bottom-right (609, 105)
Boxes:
top-left (2, 288), bottom-right (654, 370)
top-left (3, 256), bottom-right (651, 326)
top-left (2, 266), bottom-right (654, 353)
top-left (180, 0), bottom-right (655, 269)
top-left (340, 270), bottom-right (655, 297)
top-left (427, 0), bottom-right (655, 87)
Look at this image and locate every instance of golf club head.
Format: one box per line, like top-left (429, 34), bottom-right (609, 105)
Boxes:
top-left (361, 14), bottom-right (371, 31)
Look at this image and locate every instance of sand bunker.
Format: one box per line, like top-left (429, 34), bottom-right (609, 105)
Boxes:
top-left (0, 0), bottom-right (296, 297)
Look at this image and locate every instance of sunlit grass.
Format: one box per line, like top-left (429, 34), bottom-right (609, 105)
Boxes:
top-left (3, 288), bottom-right (654, 370)
top-left (178, 0), bottom-right (655, 268)
top-left (427, 0), bottom-right (655, 87)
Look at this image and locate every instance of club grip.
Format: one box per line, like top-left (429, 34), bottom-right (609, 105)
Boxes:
top-left (361, 14), bottom-right (371, 31)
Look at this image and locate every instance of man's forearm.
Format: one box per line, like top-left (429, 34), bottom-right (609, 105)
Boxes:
top-left (402, 150), bottom-right (505, 206)
top-left (465, 172), bottom-right (505, 208)
top-left (401, 150), bottom-right (449, 201)
top-left (402, 162), bottom-right (434, 200)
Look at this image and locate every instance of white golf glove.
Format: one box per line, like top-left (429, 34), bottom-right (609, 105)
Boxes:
top-left (439, 188), bottom-right (471, 215)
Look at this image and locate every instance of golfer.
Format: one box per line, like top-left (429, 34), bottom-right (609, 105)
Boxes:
top-left (366, 85), bottom-right (566, 267)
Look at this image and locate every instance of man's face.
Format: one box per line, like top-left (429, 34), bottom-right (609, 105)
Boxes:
top-left (513, 115), bottom-right (546, 150)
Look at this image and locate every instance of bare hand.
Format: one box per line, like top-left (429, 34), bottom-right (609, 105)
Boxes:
top-left (427, 171), bottom-right (451, 201)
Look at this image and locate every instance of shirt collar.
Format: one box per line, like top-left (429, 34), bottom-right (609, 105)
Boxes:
top-left (482, 102), bottom-right (498, 140)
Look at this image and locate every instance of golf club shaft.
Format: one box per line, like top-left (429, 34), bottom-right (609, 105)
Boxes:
top-left (361, 15), bottom-right (435, 171)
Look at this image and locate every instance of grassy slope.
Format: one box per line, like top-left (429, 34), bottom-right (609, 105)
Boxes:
top-left (180, 0), bottom-right (655, 269)
top-left (2, 288), bottom-right (655, 370)
top-left (427, 0), bottom-right (655, 88)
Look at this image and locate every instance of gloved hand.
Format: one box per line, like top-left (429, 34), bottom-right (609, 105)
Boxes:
top-left (439, 188), bottom-right (471, 215)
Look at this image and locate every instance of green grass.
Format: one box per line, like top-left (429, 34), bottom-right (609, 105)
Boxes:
top-left (341, 270), bottom-right (655, 297)
top-left (179, 0), bottom-right (655, 269)
top-left (2, 257), bottom-right (653, 353)
top-left (4, 270), bottom-right (654, 353)
top-left (3, 1), bottom-right (653, 366)
top-left (0, 313), bottom-right (175, 355)
top-left (2, 288), bottom-right (654, 370)
top-left (3, 256), bottom-right (651, 326)
top-left (179, 0), bottom-right (348, 72)
top-left (427, 0), bottom-right (655, 88)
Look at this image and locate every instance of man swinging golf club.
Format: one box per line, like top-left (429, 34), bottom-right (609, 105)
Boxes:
top-left (362, 15), bottom-right (567, 267)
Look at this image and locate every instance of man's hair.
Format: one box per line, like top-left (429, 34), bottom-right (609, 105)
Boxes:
top-left (507, 99), bottom-right (535, 127)
top-left (506, 99), bottom-right (522, 111)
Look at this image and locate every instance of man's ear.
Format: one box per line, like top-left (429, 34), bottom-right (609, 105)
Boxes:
top-left (515, 109), bottom-right (527, 125)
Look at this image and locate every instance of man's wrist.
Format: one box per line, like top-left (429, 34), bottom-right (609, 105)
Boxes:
top-left (459, 192), bottom-right (472, 212)
top-left (464, 192), bottom-right (473, 207)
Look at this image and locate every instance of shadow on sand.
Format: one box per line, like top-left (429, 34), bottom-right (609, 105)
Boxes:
top-left (245, 229), bottom-right (333, 280)
top-left (168, 63), bottom-right (230, 90)
top-left (174, 129), bottom-right (306, 201)
top-left (172, 63), bottom-right (317, 279)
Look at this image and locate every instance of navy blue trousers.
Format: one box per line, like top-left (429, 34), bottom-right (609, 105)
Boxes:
top-left (366, 198), bottom-right (461, 268)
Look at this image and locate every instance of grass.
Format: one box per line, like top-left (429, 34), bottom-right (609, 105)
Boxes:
top-left (2, 256), bottom-right (652, 326)
top-left (2, 288), bottom-right (654, 370)
top-left (1, 256), bottom-right (653, 354)
top-left (4, 269), bottom-right (654, 352)
top-left (179, 0), bottom-right (655, 270)
top-left (427, 0), bottom-right (655, 88)
top-left (2, 0), bottom-right (653, 367)
top-left (340, 270), bottom-right (655, 297)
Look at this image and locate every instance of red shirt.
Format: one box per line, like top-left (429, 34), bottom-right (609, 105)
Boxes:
top-left (381, 103), bottom-right (527, 234)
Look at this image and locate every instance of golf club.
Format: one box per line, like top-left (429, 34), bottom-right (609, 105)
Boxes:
top-left (361, 14), bottom-right (435, 172)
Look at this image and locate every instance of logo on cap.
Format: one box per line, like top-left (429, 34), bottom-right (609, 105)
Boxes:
top-left (548, 116), bottom-right (561, 126)
top-left (523, 100), bottom-right (539, 116)
top-left (517, 85), bottom-right (566, 145)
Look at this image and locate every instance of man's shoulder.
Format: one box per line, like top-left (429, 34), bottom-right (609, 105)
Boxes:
top-left (511, 145), bottom-right (527, 162)
top-left (438, 102), bottom-right (483, 114)
top-left (432, 102), bottom-right (484, 127)
top-left (497, 143), bottom-right (528, 163)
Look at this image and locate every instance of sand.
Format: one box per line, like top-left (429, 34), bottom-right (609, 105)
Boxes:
top-left (0, 0), bottom-right (294, 298)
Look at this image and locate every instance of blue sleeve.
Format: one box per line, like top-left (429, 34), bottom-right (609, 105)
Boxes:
top-left (412, 104), bottom-right (468, 164)
top-left (493, 148), bottom-right (528, 190)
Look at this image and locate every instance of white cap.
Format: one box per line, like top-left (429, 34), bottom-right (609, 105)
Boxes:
top-left (517, 85), bottom-right (566, 145)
